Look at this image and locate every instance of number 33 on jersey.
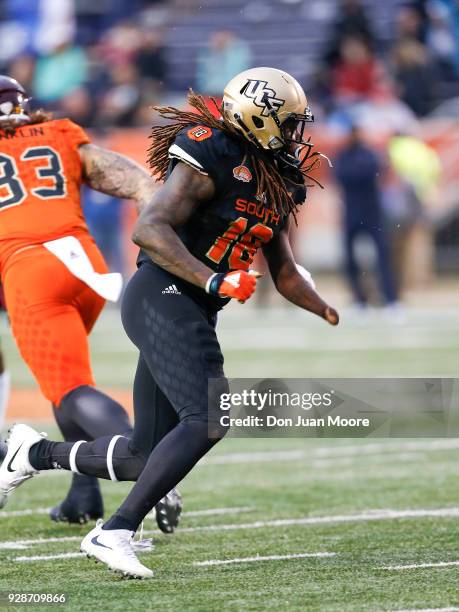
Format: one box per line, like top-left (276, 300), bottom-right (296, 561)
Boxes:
top-left (0, 119), bottom-right (91, 270)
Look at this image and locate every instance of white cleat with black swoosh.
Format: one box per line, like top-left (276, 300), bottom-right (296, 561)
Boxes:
top-left (80, 521), bottom-right (154, 579)
top-left (0, 423), bottom-right (46, 509)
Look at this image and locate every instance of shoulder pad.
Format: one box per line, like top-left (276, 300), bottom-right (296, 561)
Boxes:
top-left (54, 118), bottom-right (91, 148)
top-left (169, 125), bottom-right (240, 181)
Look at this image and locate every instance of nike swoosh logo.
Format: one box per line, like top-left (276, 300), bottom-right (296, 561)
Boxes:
top-left (91, 535), bottom-right (112, 550)
top-left (7, 444), bottom-right (23, 472)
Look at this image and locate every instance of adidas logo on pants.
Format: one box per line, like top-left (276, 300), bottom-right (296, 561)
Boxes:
top-left (162, 284), bottom-right (181, 295)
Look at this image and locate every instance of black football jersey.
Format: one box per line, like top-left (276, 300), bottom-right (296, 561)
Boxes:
top-left (139, 123), bottom-right (306, 311)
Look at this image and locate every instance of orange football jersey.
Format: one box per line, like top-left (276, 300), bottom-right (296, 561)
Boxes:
top-left (0, 118), bottom-right (91, 275)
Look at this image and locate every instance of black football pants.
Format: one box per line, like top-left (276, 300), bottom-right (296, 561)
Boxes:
top-left (31, 262), bottom-right (229, 530)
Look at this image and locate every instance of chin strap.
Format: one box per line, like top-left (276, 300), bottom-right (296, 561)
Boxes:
top-left (0, 113), bottom-right (31, 124)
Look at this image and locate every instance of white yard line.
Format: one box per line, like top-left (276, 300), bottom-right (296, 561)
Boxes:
top-left (145, 506), bottom-right (252, 520)
top-left (220, 336), bottom-right (459, 352)
top-left (312, 439), bottom-right (459, 458)
top-left (14, 551), bottom-right (336, 564)
top-left (193, 552), bottom-right (336, 566)
top-left (3, 507), bottom-right (459, 551)
top-left (394, 608), bottom-right (459, 611)
top-left (178, 507), bottom-right (459, 534)
top-left (15, 552), bottom-right (85, 562)
top-left (0, 507), bottom-right (50, 518)
top-left (183, 506), bottom-right (252, 517)
top-left (0, 536), bottom-right (81, 550)
top-left (0, 505), bottom-right (253, 521)
top-left (203, 439), bottom-right (459, 465)
top-left (383, 561), bottom-right (459, 571)
top-left (311, 452), bottom-right (424, 470)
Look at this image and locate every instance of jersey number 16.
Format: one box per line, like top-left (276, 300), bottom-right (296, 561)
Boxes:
top-left (206, 217), bottom-right (273, 270)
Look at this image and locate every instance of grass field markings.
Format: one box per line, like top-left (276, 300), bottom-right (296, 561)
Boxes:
top-left (0, 507), bottom-right (50, 518)
top-left (13, 551), bottom-right (336, 565)
top-left (393, 608), bottom-right (459, 612)
top-left (15, 552), bottom-right (85, 562)
top-left (145, 506), bottom-right (253, 519)
top-left (313, 439), bottom-right (459, 457)
top-left (219, 334), bottom-right (459, 352)
top-left (311, 453), bottom-right (424, 470)
top-left (0, 505), bottom-right (253, 521)
top-left (202, 439), bottom-right (459, 466)
top-left (382, 561), bottom-right (459, 571)
top-left (176, 507), bottom-right (459, 534)
top-left (193, 552), bottom-right (336, 566)
top-left (0, 535), bottom-right (81, 550)
top-left (3, 506), bottom-right (459, 551)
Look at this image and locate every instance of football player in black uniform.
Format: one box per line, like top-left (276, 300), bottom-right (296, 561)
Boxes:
top-left (0, 67), bottom-right (339, 578)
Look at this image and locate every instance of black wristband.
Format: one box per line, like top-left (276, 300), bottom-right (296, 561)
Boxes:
top-left (206, 272), bottom-right (226, 296)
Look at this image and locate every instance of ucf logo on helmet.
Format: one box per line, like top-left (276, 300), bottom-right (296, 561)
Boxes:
top-left (241, 80), bottom-right (285, 116)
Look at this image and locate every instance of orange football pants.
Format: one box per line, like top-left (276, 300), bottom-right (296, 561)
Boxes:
top-left (2, 236), bottom-right (108, 405)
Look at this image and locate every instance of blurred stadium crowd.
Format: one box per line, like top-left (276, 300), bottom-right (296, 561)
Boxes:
top-left (0, 0), bottom-right (457, 306)
top-left (1, 0), bottom-right (458, 127)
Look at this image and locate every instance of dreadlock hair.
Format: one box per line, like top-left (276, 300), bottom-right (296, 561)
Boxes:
top-left (148, 90), bottom-right (323, 222)
top-left (0, 109), bottom-right (53, 136)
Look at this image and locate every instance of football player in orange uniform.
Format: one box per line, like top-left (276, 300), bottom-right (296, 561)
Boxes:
top-left (0, 75), bottom-right (175, 525)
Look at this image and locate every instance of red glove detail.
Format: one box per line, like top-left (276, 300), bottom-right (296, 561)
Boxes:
top-left (219, 270), bottom-right (257, 302)
top-left (206, 270), bottom-right (261, 303)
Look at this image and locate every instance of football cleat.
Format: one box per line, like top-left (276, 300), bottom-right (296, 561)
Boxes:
top-left (154, 488), bottom-right (183, 534)
top-left (0, 424), bottom-right (45, 509)
top-left (49, 481), bottom-right (104, 524)
top-left (80, 521), bottom-right (153, 579)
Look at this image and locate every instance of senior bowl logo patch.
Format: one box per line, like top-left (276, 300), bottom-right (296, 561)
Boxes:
top-left (187, 125), bottom-right (212, 142)
top-left (233, 165), bottom-right (252, 183)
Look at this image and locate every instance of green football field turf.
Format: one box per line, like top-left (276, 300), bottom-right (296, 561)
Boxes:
top-left (1, 299), bottom-right (459, 611)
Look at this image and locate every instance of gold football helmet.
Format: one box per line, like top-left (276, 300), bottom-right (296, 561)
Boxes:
top-left (222, 67), bottom-right (313, 153)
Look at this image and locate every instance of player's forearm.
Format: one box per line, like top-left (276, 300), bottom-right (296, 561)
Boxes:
top-left (80, 144), bottom-right (156, 212)
top-left (276, 270), bottom-right (339, 325)
top-left (132, 219), bottom-right (213, 289)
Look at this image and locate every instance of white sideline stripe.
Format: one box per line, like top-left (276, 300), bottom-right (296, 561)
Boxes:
top-left (313, 439), bottom-right (459, 458)
top-left (0, 505), bottom-right (252, 521)
top-left (383, 561), bottom-right (459, 571)
top-left (183, 506), bottom-right (252, 517)
top-left (15, 552), bottom-right (85, 562)
top-left (219, 333), bottom-right (459, 351)
top-left (14, 551), bottom-right (336, 565)
top-left (202, 439), bottom-right (459, 465)
top-left (4, 507), bottom-right (459, 550)
top-left (0, 507), bottom-right (50, 518)
top-left (394, 608), bottom-right (459, 612)
top-left (1, 536), bottom-right (81, 550)
top-left (177, 507), bottom-right (459, 534)
top-left (194, 552), bottom-right (336, 566)
top-left (145, 506), bottom-right (252, 519)
top-left (311, 452), bottom-right (424, 470)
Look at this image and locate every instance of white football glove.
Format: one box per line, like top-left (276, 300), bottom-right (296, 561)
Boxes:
top-left (296, 264), bottom-right (316, 290)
